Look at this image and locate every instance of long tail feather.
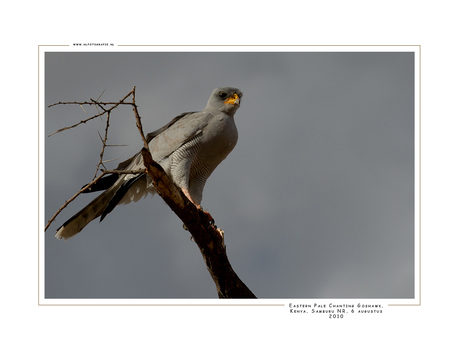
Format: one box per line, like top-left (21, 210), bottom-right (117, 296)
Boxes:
top-left (55, 182), bottom-right (121, 240)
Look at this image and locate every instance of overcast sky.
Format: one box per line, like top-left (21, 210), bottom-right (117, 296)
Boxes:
top-left (44, 50), bottom-right (415, 299)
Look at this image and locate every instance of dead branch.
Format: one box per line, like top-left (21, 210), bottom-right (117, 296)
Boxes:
top-left (141, 149), bottom-right (256, 298)
top-left (91, 102), bottom-right (111, 179)
top-left (130, 86), bottom-right (150, 150)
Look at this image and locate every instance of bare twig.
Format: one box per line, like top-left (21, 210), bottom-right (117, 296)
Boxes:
top-left (101, 169), bottom-right (145, 175)
top-left (95, 89), bottom-right (105, 102)
top-left (130, 86), bottom-right (150, 151)
top-left (91, 101), bottom-right (111, 179)
top-left (79, 104), bottom-right (88, 114)
top-left (101, 158), bottom-right (120, 164)
top-left (48, 111), bottom-right (107, 137)
top-left (48, 89), bottom-right (134, 137)
top-left (48, 100), bottom-right (134, 107)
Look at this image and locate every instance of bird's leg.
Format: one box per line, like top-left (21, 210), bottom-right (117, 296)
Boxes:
top-left (181, 188), bottom-right (215, 225)
top-left (181, 188), bottom-right (198, 207)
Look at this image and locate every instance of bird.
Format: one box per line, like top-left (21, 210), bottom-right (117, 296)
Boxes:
top-left (54, 87), bottom-right (243, 240)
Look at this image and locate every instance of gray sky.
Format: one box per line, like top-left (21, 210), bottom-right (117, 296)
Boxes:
top-left (44, 51), bottom-right (414, 299)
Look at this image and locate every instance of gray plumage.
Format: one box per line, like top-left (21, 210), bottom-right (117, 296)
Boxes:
top-left (55, 87), bottom-right (242, 240)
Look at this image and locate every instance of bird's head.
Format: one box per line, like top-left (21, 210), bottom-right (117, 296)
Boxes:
top-left (206, 87), bottom-right (243, 116)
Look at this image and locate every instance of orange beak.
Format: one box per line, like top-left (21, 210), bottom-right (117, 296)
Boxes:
top-left (224, 93), bottom-right (240, 105)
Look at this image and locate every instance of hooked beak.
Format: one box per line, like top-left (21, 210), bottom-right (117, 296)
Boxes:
top-left (224, 93), bottom-right (240, 105)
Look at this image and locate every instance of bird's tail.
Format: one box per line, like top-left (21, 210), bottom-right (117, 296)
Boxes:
top-left (54, 181), bottom-right (122, 240)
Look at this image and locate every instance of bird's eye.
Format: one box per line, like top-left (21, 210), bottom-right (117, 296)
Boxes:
top-left (218, 92), bottom-right (227, 99)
